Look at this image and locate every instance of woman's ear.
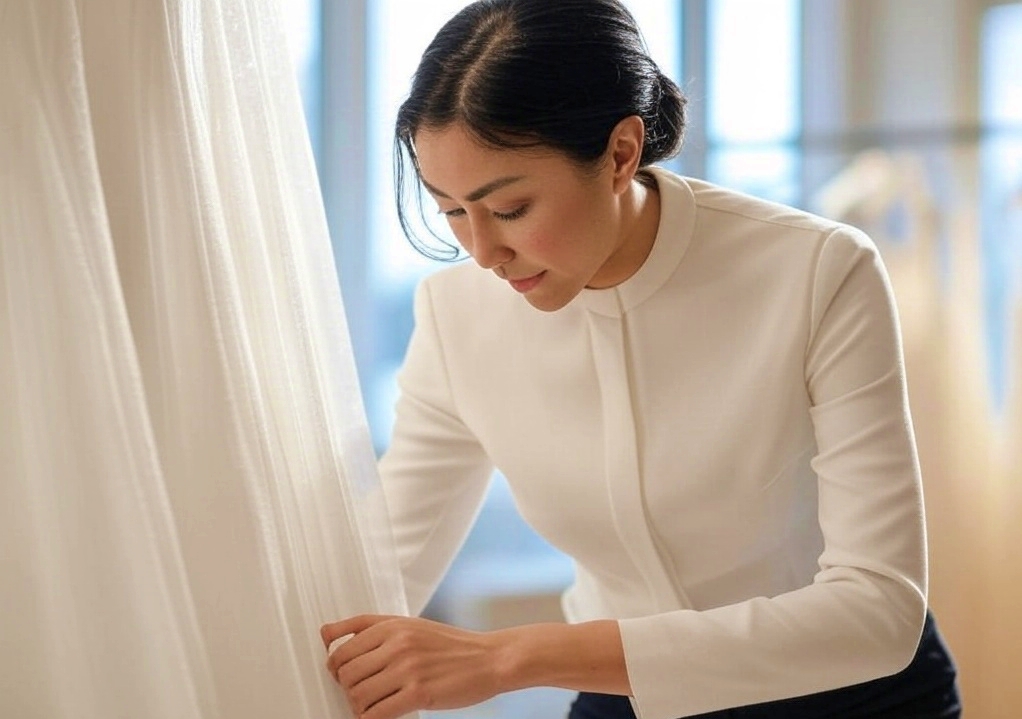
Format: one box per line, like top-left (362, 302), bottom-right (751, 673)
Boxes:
top-left (606, 115), bottom-right (646, 194)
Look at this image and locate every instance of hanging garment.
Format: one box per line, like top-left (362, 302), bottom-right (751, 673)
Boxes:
top-left (0, 1), bottom-right (408, 718)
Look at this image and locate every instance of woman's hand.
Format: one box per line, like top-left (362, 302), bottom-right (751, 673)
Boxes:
top-left (321, 615), bottom-right (630, 719)
top-left (320, 614), bottom-right (506, 719)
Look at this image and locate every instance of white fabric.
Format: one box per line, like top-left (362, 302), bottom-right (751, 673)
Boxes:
top-left (0, 1), bottom-right (407, 718)
top-left (379, 167), bottom-right (928, 719)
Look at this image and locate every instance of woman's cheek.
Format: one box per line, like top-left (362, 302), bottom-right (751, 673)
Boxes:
top-left (521, 219), bottom-right (569, 261)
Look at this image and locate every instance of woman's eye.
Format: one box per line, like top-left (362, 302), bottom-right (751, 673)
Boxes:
top-left (493, 205), bottom-right (529, 222)
top-left (437, 205), bottom-right (528, 221)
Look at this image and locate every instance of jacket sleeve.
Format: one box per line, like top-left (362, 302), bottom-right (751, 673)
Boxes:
top-left (619, 226), bottom-right (928, 719)
top-left (377, 277), bottom-right (495, 616)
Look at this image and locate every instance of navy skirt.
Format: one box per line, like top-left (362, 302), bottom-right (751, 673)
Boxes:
top-left (568, 610), bottom-right (960, 719)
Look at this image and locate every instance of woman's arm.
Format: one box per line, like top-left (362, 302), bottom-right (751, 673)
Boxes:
top-left (617, 225), bottom-right (927, 719)
top-left (380, 276), bottom-right (496, 615)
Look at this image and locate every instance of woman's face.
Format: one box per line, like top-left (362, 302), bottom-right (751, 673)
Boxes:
top-left (413, 121), bottom-right (655, 312)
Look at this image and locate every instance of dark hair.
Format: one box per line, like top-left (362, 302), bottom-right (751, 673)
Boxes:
top-left (393, 0), bottom-right (687, 260)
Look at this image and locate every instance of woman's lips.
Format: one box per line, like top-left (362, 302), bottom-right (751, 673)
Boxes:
top-left (508, 271), bottom-right (545, 293)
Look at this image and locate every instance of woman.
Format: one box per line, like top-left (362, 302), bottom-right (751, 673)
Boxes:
top-left (321, 1), bottom-right (961, 717)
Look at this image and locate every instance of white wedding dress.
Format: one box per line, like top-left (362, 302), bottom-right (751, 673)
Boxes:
top-left (0, 1), bottom-right (408, 717)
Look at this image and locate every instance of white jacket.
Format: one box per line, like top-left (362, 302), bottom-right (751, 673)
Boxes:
top-left (378, 167), bottom-right (928, 719)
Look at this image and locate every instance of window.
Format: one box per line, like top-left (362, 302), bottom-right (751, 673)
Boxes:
top-left (980, 2), bottom-right (1022, 411)
top-left (704, 0), bottom-right (801, 204)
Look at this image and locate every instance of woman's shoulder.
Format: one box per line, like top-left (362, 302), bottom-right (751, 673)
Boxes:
top-left (647, 169), bottom-right (885, 309)
top-left (658, 170), bottom-right (879, 268)
top-left (650, 167), bottom-right (847, 239)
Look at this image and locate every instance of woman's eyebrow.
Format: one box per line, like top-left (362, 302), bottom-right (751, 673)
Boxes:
top-left (421, 175), bottom-right (526, 202)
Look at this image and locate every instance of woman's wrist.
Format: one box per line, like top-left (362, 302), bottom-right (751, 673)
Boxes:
top-left (490, 619), bottom-right (632, 697)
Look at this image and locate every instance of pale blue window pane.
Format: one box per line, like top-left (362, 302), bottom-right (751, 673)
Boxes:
top-left (982, 4), bottom-right (1022, 125)
top-left (707, 0), bottom-right (800, 144)
top-left (707, 147), bottom-right (799, 206)
top-left (980, 3), bottom-right (1022, 411)
top-left (624, 0), bottom-right (682, 78)
top-left (367, 1), bottom-right (467, 291)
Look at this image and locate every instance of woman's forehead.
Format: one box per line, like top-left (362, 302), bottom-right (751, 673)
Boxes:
top-left (414, 125), bottom-right (573, 196)
top-left (416, 138), bottom-right (506, 196)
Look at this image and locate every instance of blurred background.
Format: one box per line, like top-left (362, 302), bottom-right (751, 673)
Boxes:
top-left (282, 1), bottom-right (1021, 716)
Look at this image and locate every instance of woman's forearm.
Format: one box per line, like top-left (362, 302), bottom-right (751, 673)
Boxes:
top-left (493, 619), bottom-right (632, 697)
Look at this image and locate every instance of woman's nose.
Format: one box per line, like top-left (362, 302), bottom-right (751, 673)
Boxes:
top-left (467, 221), bottom-right (513, 270)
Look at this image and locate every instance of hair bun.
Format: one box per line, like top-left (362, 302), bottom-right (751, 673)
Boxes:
top-left (642, 69), bottom-right (686, 165)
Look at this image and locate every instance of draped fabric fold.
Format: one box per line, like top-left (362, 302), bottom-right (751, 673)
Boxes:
top-left (0, 1), bottom-right (408, 717)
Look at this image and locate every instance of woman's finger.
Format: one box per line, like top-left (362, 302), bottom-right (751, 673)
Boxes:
top-left (332, 641), bottom-right (390, 690)
top-left (321, 614), bottom-right (385, 649)
top-left (359, 685), bottom-right (422, 719)
top-left (327, 625), bottom-right (388, 679)
top-left (345, 663), bottom-right (406, 717)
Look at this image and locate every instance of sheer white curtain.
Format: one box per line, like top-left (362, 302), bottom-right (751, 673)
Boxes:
top-left (0, 1), bottom-right (408, 718)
